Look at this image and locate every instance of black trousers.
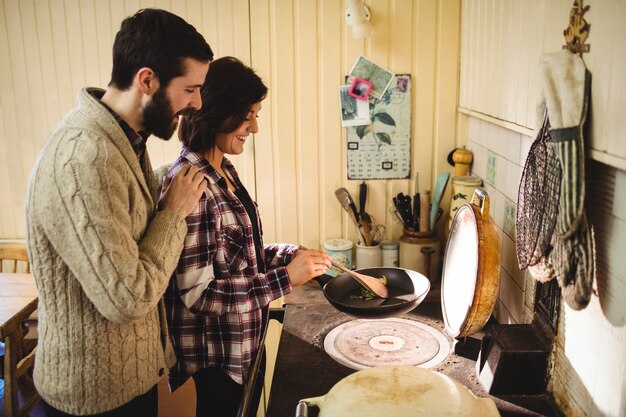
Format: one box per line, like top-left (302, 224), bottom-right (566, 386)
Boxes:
top-left (192, 354), bottom-right (265, 417)
top-left (41, 385), bottom-right (158, 417)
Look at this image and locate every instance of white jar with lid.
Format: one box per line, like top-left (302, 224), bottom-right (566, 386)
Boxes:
top-left (324, 239), bottom-right (353, 276)
top-left (381, 240), bottom-right (399, 267)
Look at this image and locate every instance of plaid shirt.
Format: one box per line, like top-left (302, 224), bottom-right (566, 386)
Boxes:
top-left (97, 94), bottom-right (148, 161)
top-left (164, 147), bottom-right (295, 390)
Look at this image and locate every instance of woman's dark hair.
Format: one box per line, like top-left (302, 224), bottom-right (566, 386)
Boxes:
top-left (179, 57), bottom-right (268, 153)
top-left (109, 8), bottom-right (213, 90)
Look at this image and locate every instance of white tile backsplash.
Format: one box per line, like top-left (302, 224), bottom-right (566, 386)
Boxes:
top-left (504, 161), bottom-right (522, 202)
top-left (469, 116), bottom-right (481, 145)
top-left (493, 189), bottom-right (505, 231)
top-left (506, 130), bottom-right (522, 164)
top-left (469, 141), bottom-right (487, 179)
top-left (501, 233), bottom-right (525, 291)
top-left (613, 170), bottom-right (626, 221)
top-left (519, 134), bottom-right (533, 167)
top-left (487, 152), bottom-right (498, 186)
top-left (467, 116), bottom-right (533, 327)
top-left (499, 269), bottom-right (523, 323)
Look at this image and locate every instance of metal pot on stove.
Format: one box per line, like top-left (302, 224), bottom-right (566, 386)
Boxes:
top-left (296, 366), bottom-right (500, 417)
top-left (441, 187), bottom-right (501, 337)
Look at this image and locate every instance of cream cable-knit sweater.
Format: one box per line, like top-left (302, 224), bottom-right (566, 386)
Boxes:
top-left (26, 88), bottom-right (186, 415)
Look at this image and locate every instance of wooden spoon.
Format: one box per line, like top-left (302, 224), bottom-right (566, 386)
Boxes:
top-left (298, 245), bottom-right (389, 299)
top-left (330, 260), bottom-right (389, 299)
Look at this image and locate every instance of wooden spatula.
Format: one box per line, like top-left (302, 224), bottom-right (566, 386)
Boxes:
top-left (299, 245), bottom-right (389, 299)
top-left (330, 260), bottom-right (389, 299)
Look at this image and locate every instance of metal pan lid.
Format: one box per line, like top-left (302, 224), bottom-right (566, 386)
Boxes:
top-left (441, 188), bottom-right (501, 338)
top-left (441, 202), bottom-right (479, 337)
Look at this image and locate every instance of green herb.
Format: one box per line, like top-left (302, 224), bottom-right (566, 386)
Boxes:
top-left (349, 288), bottom-right (375, 301)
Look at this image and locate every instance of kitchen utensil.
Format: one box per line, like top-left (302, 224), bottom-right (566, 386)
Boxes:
top-left (315, 267), bottom-right (429, 318)
top-left (516, 112), bottom-right (561, 270)
top-left (329, 259), bottom-right (388, 299)
top-left (413, 173), bottom-right (421, 230)
top-left (358, 181), bottom-right (367, 215)
top-left (357, 182), bottom-right (373, 245)
top-left (296, 366), bottom-right (500, 417)
top-left (335, 188), bottom-right (367, 245)
top-left (430, 172), bottom-right (451, 230)
top-left (394, 192), bottom-right (412, 229)
top-left (370, 224), bottom-right (386, 245)
top-left (419, 191), bottom-right (430, 232)
top-left (448, 147), bottom-right (473, 177)
top-left (441, 188), bottom-right (501, 338)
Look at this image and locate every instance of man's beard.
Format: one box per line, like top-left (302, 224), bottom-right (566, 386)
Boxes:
top-left (143, 88), bottom-right (179, 140)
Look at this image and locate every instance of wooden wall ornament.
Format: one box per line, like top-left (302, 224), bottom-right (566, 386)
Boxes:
top-left (563, 0), bottom-right (591, 54)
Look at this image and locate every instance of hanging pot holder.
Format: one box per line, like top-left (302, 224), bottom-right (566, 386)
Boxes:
top-left (552, 214), bottom-right (596, 310)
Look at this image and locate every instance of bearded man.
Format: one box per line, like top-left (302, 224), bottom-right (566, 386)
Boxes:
top-left (25, 8), bottom-right (213, 417)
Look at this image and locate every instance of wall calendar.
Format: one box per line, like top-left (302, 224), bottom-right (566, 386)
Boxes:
top-left (346, 74), bottom-right (411, 180)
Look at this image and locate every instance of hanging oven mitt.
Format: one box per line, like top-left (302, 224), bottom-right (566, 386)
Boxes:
top-left (551, 214), bottom-right (596, 310)
top-left (537, 50), bottom-right (591, 238)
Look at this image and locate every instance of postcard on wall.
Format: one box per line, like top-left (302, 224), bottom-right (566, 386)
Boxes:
top-left (348, 55), bottom-right (395, 99)
top-left (346, 74), bottom-right (411, 180)
top-left (339, 85), bottom-right (370, 127)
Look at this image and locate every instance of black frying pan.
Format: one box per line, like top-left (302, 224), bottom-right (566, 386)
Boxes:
top-left (315, 267), bottom-right (430, 319)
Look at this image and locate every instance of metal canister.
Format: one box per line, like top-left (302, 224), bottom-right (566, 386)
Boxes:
top-left (449, 175), bottom-right (483, 230)
top-left (324, 239), bottom-right (353, 276)
top-left (381, 241), bottom-right (399, 267)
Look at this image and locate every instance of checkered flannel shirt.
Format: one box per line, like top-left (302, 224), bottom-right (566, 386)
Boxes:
top-left (164, 147), bottom-right (295, 390)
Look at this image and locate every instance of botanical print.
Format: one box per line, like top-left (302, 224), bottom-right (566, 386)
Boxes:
top-left (347, 74), bottom-right (411, 180)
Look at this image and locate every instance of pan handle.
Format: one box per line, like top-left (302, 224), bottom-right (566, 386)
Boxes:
top-left (314, 274), bottom-right (333, 288)
top-left (295, 401), bottom-right (308, 417)
top-left (470, 187), bottom-right (491, 217)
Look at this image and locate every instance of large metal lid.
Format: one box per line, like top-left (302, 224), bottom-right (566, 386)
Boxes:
top-left (441, 188), bottom-right (500, 338)
top-left (441, 202), bottom-right (480, 337)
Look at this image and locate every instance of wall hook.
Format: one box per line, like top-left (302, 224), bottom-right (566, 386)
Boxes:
top-left (562, 0), bottom-right (591, 55)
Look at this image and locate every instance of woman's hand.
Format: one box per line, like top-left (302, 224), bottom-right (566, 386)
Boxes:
top-left (286, 249), bottom-right (332, 286)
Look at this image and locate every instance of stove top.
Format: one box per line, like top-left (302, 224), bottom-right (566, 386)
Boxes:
top-left (323, 317), bottom-right (450, 370)
top-left (265, 280), bottom-right (563, 417)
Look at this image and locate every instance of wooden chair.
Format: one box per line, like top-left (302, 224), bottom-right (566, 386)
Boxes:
top-left (0, 243), bottom-right (29, 273)
top-left (0, 241), bottom-right (39, 417)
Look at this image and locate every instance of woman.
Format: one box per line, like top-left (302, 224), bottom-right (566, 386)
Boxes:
top-left (163, 57), bottom-right (331, 417)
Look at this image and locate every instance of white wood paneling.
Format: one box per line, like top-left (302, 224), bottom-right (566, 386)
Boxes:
top-left (459, 0), bottom-right (626, 170)
top-left (0, 0), bottom-right (251, 238)
top-left (249, 0), bottom-right (460, 248)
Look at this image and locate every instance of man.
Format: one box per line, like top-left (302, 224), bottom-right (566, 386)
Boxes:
top-left (25, 9), bottom-right (213, 417)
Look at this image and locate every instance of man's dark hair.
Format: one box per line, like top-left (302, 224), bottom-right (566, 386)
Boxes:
top-left (179, 57), bottom-right (268, 153)
top-left (109, 8), bottom-right (213, 90)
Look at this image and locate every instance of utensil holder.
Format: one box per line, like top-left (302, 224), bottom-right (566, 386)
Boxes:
top-left (399, 229), bottom-right (441, 281)
top-left (355, 242), bottom-right (382, 269)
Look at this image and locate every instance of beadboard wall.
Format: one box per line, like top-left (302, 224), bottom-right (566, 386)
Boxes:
top-left (0, 1), bottom-right (461, 416)
top-left (459, 1), bottom-right (626, 416)
top-left (0, 0), bottom-right (461, 249)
